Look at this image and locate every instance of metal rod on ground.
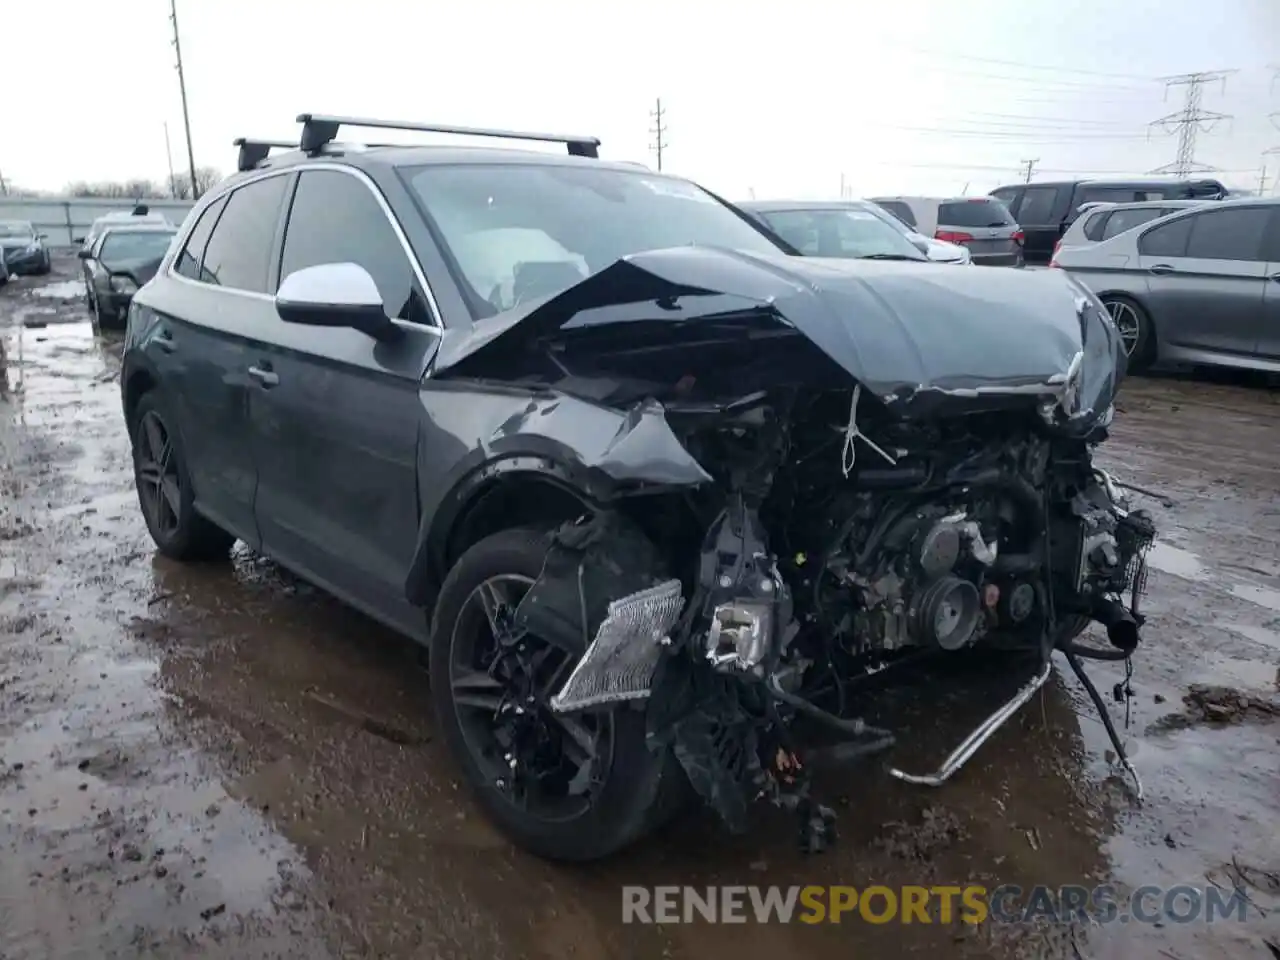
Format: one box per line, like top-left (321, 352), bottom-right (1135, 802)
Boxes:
top-left (170, 0), bottom-right (199, 200)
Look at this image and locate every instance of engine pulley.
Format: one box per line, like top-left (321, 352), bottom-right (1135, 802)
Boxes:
top-left (911, 576), bottom-right (982, 651)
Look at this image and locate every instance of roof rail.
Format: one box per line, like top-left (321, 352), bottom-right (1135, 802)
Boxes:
top-left (295, 113), bottom-right (601, 158)
top-left (234, 138), bottom-right (299, 172)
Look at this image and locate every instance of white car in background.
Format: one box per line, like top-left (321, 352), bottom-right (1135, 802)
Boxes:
top-left (737, 199), bottom-right (972, 265)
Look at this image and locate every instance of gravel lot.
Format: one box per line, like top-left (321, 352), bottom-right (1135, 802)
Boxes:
top-left (2, 256), bottom-right (1278, 959)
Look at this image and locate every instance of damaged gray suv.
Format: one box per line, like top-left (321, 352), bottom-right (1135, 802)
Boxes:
top-left (121, 114), bottom-right (1156, 862)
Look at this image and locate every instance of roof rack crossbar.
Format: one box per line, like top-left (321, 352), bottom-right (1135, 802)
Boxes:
top-left (233, 137), bottom-right (300, 172)
top-left (295, 113), bottom-right (601, 158)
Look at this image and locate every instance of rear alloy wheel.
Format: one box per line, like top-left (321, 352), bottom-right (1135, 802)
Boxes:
top-left (429, 528), bottom-right (670, 861)
top-left (131, 392), bottom-right (235, 561)
top-left (1101, 296), bottom-right (1153, 371)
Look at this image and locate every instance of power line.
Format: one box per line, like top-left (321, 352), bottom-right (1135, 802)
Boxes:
top-left (649, 98), bottom-right (667, 172)
top-left (1147, 70), bottom-right (1236, 177)
top-left (169, 0), bottom-right (199, 200)
top-left (877, 42), bottom-right (1154, 81)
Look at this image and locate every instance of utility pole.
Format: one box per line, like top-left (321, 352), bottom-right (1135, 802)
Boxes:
top-left (649, 98), bottom-right (667, 172)
top-left (163, 122), bottom-right (177, 198)
top-left (170, 0), bottom-right (199, 200)
top-left (1019, 158), bottom-right (1038, 184)
top-left (1147, 70), bottom-right (1235, 177)
top-left (1258, 165), bottom-right (1269, 196)
top-left (1265, 148), bottom-right (1280, 195)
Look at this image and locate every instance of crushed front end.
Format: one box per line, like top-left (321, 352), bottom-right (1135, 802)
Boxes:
top-left (453, 250), bottom-right (1157, 851)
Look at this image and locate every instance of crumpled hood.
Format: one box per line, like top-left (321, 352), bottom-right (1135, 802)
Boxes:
top-left (434, 246), bottom-right (1125, 432)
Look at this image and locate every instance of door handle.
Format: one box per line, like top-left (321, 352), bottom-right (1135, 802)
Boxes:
top-left (1148, 263), bottom-right (1176, 276)
top-left (247, 364), bottom-right (279, 387)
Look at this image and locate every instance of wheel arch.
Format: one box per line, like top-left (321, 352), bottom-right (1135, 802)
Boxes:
top-left (405, 455), bottom-right (605, 608)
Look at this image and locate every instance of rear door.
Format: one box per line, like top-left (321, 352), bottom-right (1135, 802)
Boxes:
top-left (148, 181), bottom-right (291, 546)
top-left (249, 166), bottom-right (441, 640)
top-left (1138, 205), bottom-right (1271, 358)
top-left (1008, 185), bottom-right (1062, 263)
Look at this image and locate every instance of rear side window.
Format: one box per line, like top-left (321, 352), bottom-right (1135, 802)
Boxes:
top-left (173, 196), bottom-right (227, 281)
top-left (1082, 211), bottom-right (1109, 241)
top-left (1015, 186), bottom-right (1059, 225)
top-left (280, 170), bottom-right (428, 325)
top-left (1184, 207), bottom-right (1272, 262)
top-left (1101, 207), bottom-right (1170, 241)
top-left (199, 175), bottom-right (290, 293)
top-left (1138, 216), bottom-right (1193, 258)
top-left (1078, 187), bottom-right (1142, 205)
top-left (991, 187), bottom-right (1020, 208)
top-left (938, 199), bottom-right (1015, 228)
top-left (874, 200), bottom-right (916, 228)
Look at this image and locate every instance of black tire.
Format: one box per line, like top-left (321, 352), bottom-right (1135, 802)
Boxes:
top-left (429, 528), bottom-right (669, 861)
top-left (34, 255), bottom-right (51, 276)
top-left (130, 390), bottom-right (235, 562)
top-left (1101, 295), bottom-right (1155, 372)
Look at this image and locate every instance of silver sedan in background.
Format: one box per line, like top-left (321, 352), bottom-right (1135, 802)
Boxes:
top-left (1051, 198), bottom-right (1280, 372)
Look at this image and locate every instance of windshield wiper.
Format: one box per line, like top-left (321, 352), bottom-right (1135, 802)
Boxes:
top-left (857, 253), bottom-right (923, 261)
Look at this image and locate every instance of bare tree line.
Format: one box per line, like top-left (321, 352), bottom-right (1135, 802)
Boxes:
top-left (63, 167), bottom-right (224, 200)
top-left (1, 167), bottom-right (224, 200)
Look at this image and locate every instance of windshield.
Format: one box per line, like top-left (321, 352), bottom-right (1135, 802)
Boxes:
top-left (0, 221), bottom-right (34, 239)
top-left (100, 231), bottom-right (176, 263)
top-left (402, 163), bottom-right (786, 318)
top-left (758, 208), bottom-right (926, 261)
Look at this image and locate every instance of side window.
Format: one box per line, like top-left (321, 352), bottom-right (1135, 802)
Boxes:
top-left (1082, 211), bottom-right (1109, 241)
top-left (875, 200), bottom-right (916, 228)
top-left (1101, 207), bottom-right (1167, 240)
top-left (173, 195), bottom-right (227, 281)
top-left (1184, 207), bottom-right (1272, 262)
top-left (200, 175), bottom-right (290, 293)
top-left (1078, 187), bottom-right (1138, 205)
top-left (991, 188), bottom-right (1020, 211)
top-left (1016, 187), bottom-right (1059, 225)
top-left (761, 212), bottom-right (820, 255)
top-left (1138, 216), bottom-right (1194, 258)
top-left (279, 170), bottom-right (424, 323)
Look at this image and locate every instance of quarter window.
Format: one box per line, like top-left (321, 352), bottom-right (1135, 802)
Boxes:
top-left (1183, 207), bottom-right (1271, 262)
top-left (1100, 207), bottom-right (1168, 240)
top-left (1138, 216), bottom-right (1193, 258)
top-left (199, 175), bottom-right (290, 293)
top-left (279, 170), bottom-right (427, 324)
top-left (1082, 211), bottom-right (1109, 241)
top-left (173, 195), bottom-right (227, 282)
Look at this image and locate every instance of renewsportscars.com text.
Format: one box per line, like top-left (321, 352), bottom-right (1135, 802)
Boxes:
top-left (622, 884), bottom-right (1249, 925)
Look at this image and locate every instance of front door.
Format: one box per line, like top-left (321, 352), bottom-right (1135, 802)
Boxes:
top-left (248, 167), bottom-right (440, 640)
top-left (1139, 205), bottom-right (1271, 359)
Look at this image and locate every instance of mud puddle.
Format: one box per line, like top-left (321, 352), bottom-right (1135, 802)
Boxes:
top-left (3, 265), bottom-right (1279, 959)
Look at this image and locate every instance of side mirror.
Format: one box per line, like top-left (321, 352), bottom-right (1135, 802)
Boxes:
top-left (73, 236), bottom-right (85, 245)
top-left (77, 249), bottom-right (92, 260)
top-left (907, 235), bottom-right (929, 254)
top-left (275, 263), bottom-right (399, 341)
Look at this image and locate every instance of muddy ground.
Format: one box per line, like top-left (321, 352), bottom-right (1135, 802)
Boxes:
top-left (2, 257), bottom-right (1278, 960)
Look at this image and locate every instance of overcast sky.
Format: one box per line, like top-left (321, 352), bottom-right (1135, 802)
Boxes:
top-left (5, 0), bottom-right (1280, 199)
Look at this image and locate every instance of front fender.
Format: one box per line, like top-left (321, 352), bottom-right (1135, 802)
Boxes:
top-left (404, 389), bottom-right (712, 606)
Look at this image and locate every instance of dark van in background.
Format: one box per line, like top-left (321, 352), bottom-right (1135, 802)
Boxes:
top-left (989, 178), bottom-right (1226, 265)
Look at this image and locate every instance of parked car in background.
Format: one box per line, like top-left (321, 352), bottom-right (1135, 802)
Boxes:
top-left (1051, 198), bottom-right (1280, 371)
top-left (854, 201), bottom-right (972, 264)
top-left (868, 196), bottom-right (1023, 266)
top-left (77, 210), bottom-right (175, 251)
top-left (989, 178), bottom-right (1226, 265)
top-left (737, 200), bottom-right (929, 262)
top-left (0, 220), bottom-right (53, 276)
top-left (1054, 199), bottom-right (1208, 258)
top-left (79, 224), bottom-right (178, 331)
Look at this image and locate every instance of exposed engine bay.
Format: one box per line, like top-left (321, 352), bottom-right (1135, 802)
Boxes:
top-left (513, 384), bottom-right (1155, 852)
